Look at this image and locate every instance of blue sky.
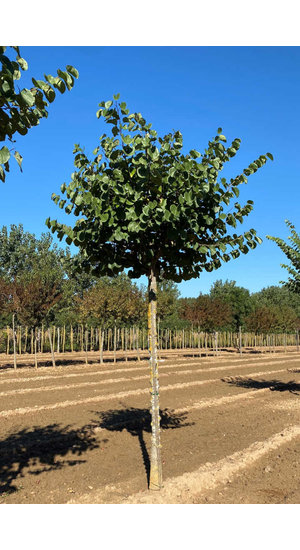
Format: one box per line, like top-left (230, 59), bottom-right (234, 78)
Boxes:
top-left (1, 46), bottom-right (299, 297)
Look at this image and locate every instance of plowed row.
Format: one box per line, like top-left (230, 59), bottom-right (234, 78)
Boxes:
top-left (0, 350), bottom-right (299, 504)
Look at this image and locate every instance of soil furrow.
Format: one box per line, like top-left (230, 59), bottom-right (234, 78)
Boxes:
top-left (79, 424), bottom-right (299, 504)
top-left (0, 366), bottom-right (289, 417)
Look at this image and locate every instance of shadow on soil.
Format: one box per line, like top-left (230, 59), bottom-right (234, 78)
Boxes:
top-left (0, 356), bottom-right (149, 370)
top-left (95, 407), bottom-right (193, 487)
top-left (222, 376), bottom-right (300, 395)
top-left (0, 424), bottom-right (101, 495)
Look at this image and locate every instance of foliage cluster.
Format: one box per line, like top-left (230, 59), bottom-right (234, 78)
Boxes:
top-left (0, 46), bottom-right (78, 181)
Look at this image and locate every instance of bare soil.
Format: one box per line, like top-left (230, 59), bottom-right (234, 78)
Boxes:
top-left (0, 349), bottom-right (299, 504)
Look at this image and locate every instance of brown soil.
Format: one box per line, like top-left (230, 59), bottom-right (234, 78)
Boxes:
top-left (0, 349), bottom-right (299, 504)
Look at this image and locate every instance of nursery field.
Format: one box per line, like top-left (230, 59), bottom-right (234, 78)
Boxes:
top-left (0, 349), bottom-right (299, 504)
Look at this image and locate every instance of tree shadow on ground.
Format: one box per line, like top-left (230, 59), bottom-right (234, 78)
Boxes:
top-left (0, 354), bottom-right (154, 371)
top-left (222, 376), bottom-right (300, 395)
top-left (94, 407), bottom-right (193, 487)
top-left (0, 424), bottom-right (101, 495)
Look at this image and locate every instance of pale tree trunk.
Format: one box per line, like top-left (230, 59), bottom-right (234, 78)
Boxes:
top-left (48, 328), bottom-right (56, 367)
top-left (99, 327), bottom-right (104, 365)
top-left (148, 265), bottom-right (163, 490)
top-left (34, 327), bottom-right (38, 369)
top-left (12, 314), bottom-right (17, 370)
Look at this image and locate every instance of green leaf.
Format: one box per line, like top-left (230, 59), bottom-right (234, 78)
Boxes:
top-left (113, 93), bottom-right (120, 100)
top-left (266, 152), bottom-right (274, 161)
top-left (105, 100), bottom-right (113, 109)
top-left (170, 204), bottom-right (178, 217)
top-left (20, 88), bottom-right (35, 107)
top-left (0, 146), bottom-right (10, 165)
top-left (57, 69), bottom-right (73, 91)
top-left (17, 57), bottom-right (28, 71)
top-left (66, 65), bottom-right (79, 79)
top-left (0, 166), bottom-right (5, 182)
top-left (14, 151), bottom-right (23, 171)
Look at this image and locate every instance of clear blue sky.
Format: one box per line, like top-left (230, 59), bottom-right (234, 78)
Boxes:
top-left (1, 46), bottom-right (299, 297)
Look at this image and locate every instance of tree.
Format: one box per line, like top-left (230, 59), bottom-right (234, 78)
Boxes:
top-left (77, 274), bottom-right (145, 327)
top-left (47, 95), bottom-right (272, 489)
top-left (210, 279), bottom-right (253, 330)
top-left (0, 224), bottom-right (71, 329)
top-left (10, 275), bottom-right (61, 329)
top-left (267, 220), bottom-right (300, 293)
top-left (252, 285), bottom-right (300, 318)
top-left (180, 294), bottom-right (233, 332)
top-left (0, 224), bottom-right (66, 282)
top-left (157, 281), bottom-right (180, 327)
top-left (0, 46), bottom-right (78, 181)
top-left (245, 304), bottom-right (299, 333)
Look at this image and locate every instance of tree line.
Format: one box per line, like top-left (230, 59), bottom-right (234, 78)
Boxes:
top-left (0, 224), bottom-right (299, 335)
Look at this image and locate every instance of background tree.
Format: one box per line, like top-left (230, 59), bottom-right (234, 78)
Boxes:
top-left (267, 220), bottom-right (300, 293)
top-left (180, 294), bottom-right (233, 332)
top-left (210, 279), bottom-right (253, 330)
top-left (77, 274), bottom-right (145, 327)
top-left (156, 281), bottom-right (180, 328)
top-left (245, 304), bottom-right (299, 333)
top-left (251, 285), bottom-right (300, 318)
top-left (0, 224), bottom-right (70, 328)
top-left (47, 95), bottom-right (272, 490)
top-left (10, 275), bottom-right (61, 329)
top-left (0, 46), bottom-right (78, 181)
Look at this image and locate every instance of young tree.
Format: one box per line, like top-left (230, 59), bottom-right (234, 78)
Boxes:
top-left (245, 304), bottom-right (299, 333)
top-left (47, 96), bottom-right (272, 489)
top-left (77, 274), bottom-right (145, 327)
top-left (0, 46), bottom-right (78, 181)
top-left (267, 221), bottom-right (300, 294)
top-left (10, 275), bottom-right (61, 328)
top-left (180, 294), bottom-right (233, 332)
top-left (210, 279), bottom-right (253, 330)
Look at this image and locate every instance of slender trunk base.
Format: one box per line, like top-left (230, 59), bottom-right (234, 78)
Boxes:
top-left (148, 267), bottom-right (163, 490)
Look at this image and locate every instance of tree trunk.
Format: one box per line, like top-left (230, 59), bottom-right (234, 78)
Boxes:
top-left (34, 328), bottom-right (38, 369)
top-left (12, 314), bottom-right (17, 369)
top-left (114, 323), bottom-right (117, 364)
top-left (148, 265), bottom-right (163, 490)
top-left (48, 328), bottom-right (56, 367)
top-left (99, 327), bottom-right (104, 365)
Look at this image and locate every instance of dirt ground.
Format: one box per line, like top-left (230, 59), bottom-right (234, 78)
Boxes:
top-left (0, 348), bottom-right (299, 504)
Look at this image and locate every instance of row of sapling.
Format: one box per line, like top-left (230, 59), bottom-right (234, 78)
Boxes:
top-left (0, 276), bottom-right (61, 368)
top-left (47, 95), bottom-right (272, 490)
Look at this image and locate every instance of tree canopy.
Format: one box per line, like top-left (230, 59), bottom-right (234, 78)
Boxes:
top-left (47, 95), bottom-right (272, 284)
top-left (0, 46), bottom-right (78, 181)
